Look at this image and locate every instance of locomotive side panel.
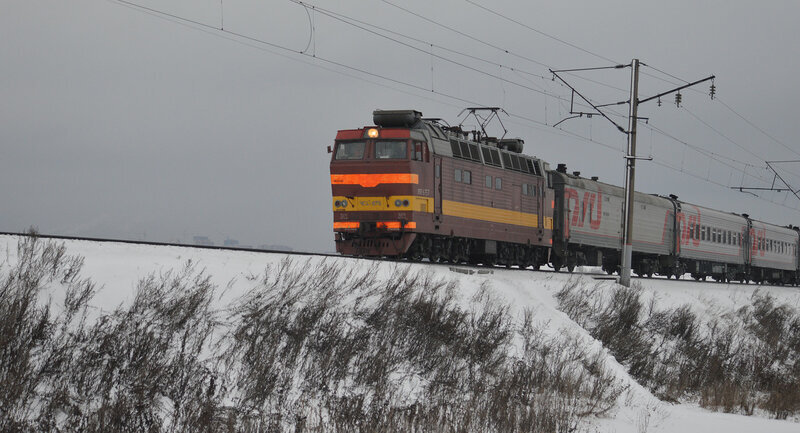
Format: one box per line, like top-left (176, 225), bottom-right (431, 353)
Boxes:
top-left (438, 154), bottom-right (548, 246)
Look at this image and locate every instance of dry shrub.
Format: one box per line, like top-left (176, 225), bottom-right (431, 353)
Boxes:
top-left (557, 278), bottom-right (800, 419)
top-left (1, 237), bottom-right (623, 432)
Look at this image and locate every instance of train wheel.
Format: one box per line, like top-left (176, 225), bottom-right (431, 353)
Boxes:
top-left (552, 256), bottom-right (563, 272)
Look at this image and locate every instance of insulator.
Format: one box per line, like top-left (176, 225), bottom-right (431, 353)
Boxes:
top-left (657, 97), bottom-right (662, 107)
top-left (709, 82), bottom-right (716, 100)
top-left (675, 92), bottom-right (682, 107)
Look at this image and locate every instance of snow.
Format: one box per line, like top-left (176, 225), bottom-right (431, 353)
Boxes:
top-left (2, 233), bottom-right (799, 432)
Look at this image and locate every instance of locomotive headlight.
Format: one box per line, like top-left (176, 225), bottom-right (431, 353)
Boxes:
top-left (335, 200), bottom-right (342, 207)
top-left (367, 128), bottom-right (379, 138)
top-left (394, 199), bottom-right (402, 207)
top-left (402, 200), bottom-right (410, 207)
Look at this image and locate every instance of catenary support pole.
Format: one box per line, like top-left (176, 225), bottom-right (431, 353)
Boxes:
top-left (619, 59), bottom-right (640, 287)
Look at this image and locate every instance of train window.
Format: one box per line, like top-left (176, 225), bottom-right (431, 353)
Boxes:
top-left (522, 184), bottom-right (528, 195)
top-left (495, 177), bottom-right (502, 190)
top-left (459, 142), bottom-right (471, 160)
top-left (435, 164), bottom-right (440, 178)
top-left (485, 175), bottom-right (492, 188)
top-left (482, 147), bottom-right (493, 165)
top-left (375, 141), bottom-right (407, 159)
top-left (501, 152), bottom-right (512, 169)
top-left (468, 143), bottom-right (481, 161)
top-left (455, 169), bottom-right (462, 183)
top-left (532, 184), bottom-right (537, 197)
top-left (487, 149), bottom-right (500, 167)
top-left (463, 170), bottom-right (472, 184)
top-left (450, 140), bottom-right (461, 158)
top-left (334, 142), bottom-right (366, 160)
top-left (413, 142), bottom-right (425, 161)
top-left (694, 224), bottom-right (701, 240)
top-left (519, 158), bottom-right (529, 173)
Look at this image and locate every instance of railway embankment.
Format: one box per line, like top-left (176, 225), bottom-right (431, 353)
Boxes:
top-left (1, 233), bottom-right (799, 432)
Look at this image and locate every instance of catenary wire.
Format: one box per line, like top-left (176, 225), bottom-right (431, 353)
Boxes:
top-left (108, 0), bottom-right (799, 215)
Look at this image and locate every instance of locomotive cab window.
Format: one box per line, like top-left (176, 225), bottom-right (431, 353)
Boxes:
top-left (485, 175), bottom-right (492, 188)
top-left (375, 141), bottom-right (407, 159)
top-left (334, 142), bottom-right (366, 160)
top-left (413, 142), bottom-right (428, 161)
top-left (495, 177), bottom-right (502, 190)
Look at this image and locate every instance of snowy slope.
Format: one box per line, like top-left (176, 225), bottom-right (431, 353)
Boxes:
top-left (1, 234), bottom-right (798, 432)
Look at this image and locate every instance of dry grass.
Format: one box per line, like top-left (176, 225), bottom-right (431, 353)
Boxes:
top-left (1, 235), bottom-right (622, 432)
top-left (557, 278), bottom-right (800, 419)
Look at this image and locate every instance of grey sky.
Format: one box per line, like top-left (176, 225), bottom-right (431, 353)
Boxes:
top-left (3, 0), bottom-right (800, 252)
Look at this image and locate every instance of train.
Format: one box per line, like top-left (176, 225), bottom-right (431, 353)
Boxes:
top-left (329, 109), bottom-right (800, 285)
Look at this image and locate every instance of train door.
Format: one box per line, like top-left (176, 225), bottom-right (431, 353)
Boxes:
top-left (537, 179), bottom-right (544, 232)
top-left (434, 157), bottom-right (442, 216)
top-left (742, 219), bottom-right (752, 266)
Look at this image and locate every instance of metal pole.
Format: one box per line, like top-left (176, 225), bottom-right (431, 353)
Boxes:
top-left (620, 59), bottom-right (640, 287)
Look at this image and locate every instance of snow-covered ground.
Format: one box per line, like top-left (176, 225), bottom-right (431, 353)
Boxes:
top-left (2, 234), bottom-right (798, 432)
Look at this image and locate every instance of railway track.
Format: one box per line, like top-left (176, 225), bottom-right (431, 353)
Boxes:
top-left (0, 231), bottom-right (781, 286)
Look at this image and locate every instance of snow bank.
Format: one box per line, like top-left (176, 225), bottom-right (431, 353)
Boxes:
top-left (1, 234), bottom-right (798, 432)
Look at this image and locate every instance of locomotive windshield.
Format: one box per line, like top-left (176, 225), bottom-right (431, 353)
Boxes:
top-left (375, 141), bottom-right (407, 159)
top-left (335, 142), bottom-right (365, 160)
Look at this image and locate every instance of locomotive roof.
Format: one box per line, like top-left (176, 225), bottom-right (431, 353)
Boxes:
top-left (368, 109), bottom-right (549, 176)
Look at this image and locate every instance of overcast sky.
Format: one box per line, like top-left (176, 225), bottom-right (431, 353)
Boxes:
top-left (3, 0), bottom-right (800, 252)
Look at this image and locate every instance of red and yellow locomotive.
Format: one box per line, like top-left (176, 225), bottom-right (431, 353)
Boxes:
top-left (330, 109), bottom-right (553, 268)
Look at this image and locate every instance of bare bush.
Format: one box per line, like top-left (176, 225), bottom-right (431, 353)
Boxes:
top-left (1, 237), bottom-right (623, 432)
top-left (222, 260), bottom-right (622, 432)
top-left (556, 278), bottom-right (800, 419)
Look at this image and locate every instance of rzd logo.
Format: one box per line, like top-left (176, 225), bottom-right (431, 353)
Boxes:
top-left (565, 188), bottom-right (602, 230)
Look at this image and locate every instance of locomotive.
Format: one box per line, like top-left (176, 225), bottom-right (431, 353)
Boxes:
top-left (329, 109), bottom-right (800, 285)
